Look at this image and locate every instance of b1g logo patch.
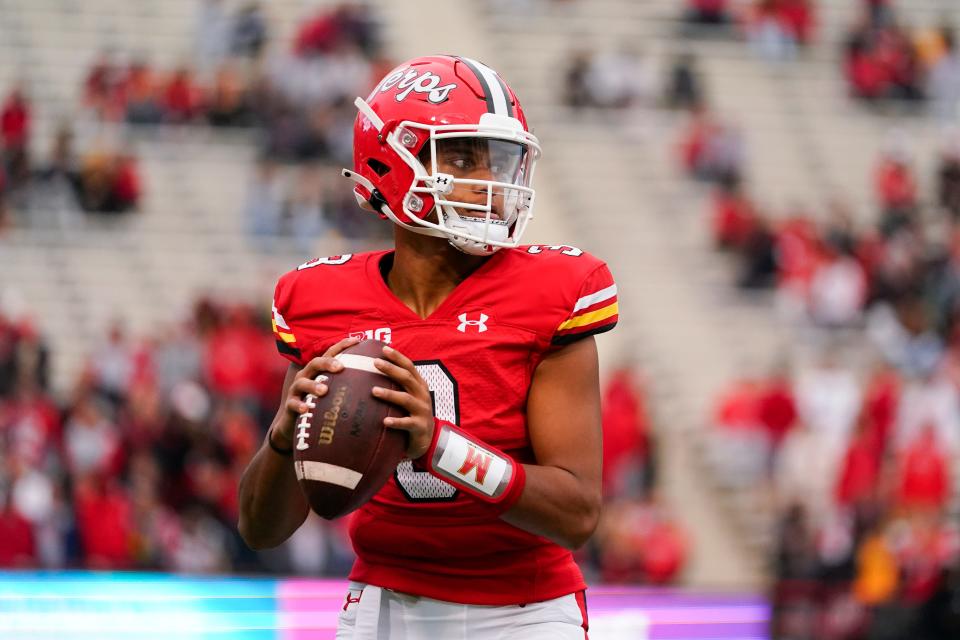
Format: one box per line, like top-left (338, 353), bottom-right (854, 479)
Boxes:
top-left (349, 327), bottom-right (392, 344)
top-left (378, 68), bottom-right (457, 104)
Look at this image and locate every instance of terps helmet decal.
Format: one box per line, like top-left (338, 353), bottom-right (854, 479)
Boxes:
top-left (344, 55), bottom-right (541, 257)
top-left (378, 68), bottom-right (458, 104)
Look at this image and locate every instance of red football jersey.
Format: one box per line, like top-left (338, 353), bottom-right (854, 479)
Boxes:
top-left (271, 245), bottom-right (618, 605)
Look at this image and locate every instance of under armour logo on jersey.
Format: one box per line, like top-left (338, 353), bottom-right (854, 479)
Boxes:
top-left (457, 313), bottom-right (488, 333)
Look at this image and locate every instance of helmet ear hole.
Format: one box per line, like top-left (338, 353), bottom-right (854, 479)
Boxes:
top-left (367, 159), bottom-right (390, 177)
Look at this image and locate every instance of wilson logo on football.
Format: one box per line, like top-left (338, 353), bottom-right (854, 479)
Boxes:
top-left (457, 313), bottom-right (488, 333)
top-left (378, 68), bottom-right (457, 104)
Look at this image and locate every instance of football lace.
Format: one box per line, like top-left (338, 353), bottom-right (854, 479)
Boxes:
top-left (295, 374), bottom-right (327, 446)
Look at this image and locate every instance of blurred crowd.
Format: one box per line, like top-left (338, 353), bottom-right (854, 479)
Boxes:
top-left (0, 298), bottom-right (294, 573)
top-left (671, 1), bottom-right (960, 636)
top-left (674, 45), bottom-right (960, 640)
top-left (682, 0), bottom-right (960, 118)
top-left (682, 0), bottom-right (816, 62)
top-left (0, 294), bottom-right (374, 575)
top-left (681, 69), bottom-right (960, 640)
top-left (1, 85), bottom-right (143, 228)
top-left (76, 0), bottom-right (392, 247)
top-left (561, 42), bottom-right (708, 147)
top-left (843, 1), bottom-right (960, 119)
top-left (4, 1), bottom-right (395, 249)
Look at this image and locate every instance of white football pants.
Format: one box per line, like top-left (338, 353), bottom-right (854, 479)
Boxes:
top-left (335, 582), bottom-right (588, 640)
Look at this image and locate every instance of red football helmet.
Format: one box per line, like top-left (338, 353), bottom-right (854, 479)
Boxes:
top-left (343, 55), bottom-right (541, 255)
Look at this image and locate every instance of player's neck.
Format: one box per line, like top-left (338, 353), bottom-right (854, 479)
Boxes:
top-left (387, 228), bottom-right (489, 319)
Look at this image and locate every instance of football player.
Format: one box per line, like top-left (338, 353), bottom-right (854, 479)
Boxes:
top-left (239, 55), bottom-right (619, 639)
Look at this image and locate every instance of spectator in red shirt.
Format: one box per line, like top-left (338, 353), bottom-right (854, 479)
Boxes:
top-left (110, 153), bottom-right (141, 212)
top-left (600, 367), bottom-right (652, 497)
top-left (896, 425), bottom-right (950, 513)
top-left (642, 517), bottom-right (687, 585)
top-left (74, 474), bottom-right (134, 568)
top-left (774, 215), bottom-right (820, 300)
top-left (680, 105), bottom-right (743, 183)
top-left (203, 305), bottom-right (263, 401)
top-left (0, 87), bottom-right (29, 150)
top-left (862, 362), bottom-right (900, 454)
top-left (778, 0), bottom-right (815, 46)
top-left (835, 416), bottom-right (883, 508)
top-left (4, 383), bottom-right (62, 469)
top-left (876, 147), bottom-right (917, 207)
top-left (162, 68), bottom-right (203, 123)
top-left (0, 87), bottom-right (31, 192)
top-left (847, 45), bottom-right (889, 101)
top-left (879, 26), bottom-right (924, 102)
top-left (0, 489), bottom-right (35, 567)
top-left (294, 9), bottom-right (342, 56)
top-left (596, 496), bottom-right (687, 585)
top-left (875, 146), bottom-right (918, 234)
top-left (757, 366), bottom-right (798, 451)
top-left (711, 177), bottom-right (758, 251)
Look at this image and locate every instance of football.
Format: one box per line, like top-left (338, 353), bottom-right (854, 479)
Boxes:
top-left (293, 339), bottom-right (408, 519)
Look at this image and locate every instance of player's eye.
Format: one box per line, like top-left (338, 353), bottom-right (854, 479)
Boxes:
top-left (449, 156), bottom-right (476, 171)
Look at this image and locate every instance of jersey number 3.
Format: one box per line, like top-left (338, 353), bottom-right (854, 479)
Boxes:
top-left (394, 361), bottom-right (459, 502)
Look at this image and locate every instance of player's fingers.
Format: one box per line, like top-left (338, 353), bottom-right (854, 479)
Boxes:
top-left (371, 386), bottom-right (419, 413)
top-left (321, 335), bottom-right (362, 359)
top-left (373, 358), bottom-right (425, 397)
top-left (285, 396), bottom-right (312, 415)
top-left (290, 376), bottom-right (328, 399)
top-left (381, 415), bottom-right (421, 431)
top-left (381, 416), bottom-right (431, 455)
top-left (380, 345), bottom-right (421, 379)
top-left (300, 355), bottom-right (346, 379)
top-left (297, 336), bottom-right (361, 379)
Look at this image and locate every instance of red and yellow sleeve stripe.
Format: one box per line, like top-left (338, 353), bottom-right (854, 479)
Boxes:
top-left (272, 304), bottom-right (302, 360)
top-left (552, 284), bottom-right (619, 345)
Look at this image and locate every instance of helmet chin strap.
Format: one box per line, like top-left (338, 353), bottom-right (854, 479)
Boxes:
top-left (342, 168), bottom-right (511, 255)
top-left (441, 205), bottom-right (509, 256)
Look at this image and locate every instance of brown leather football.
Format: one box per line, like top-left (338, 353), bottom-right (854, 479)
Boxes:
top-left (292, 339), bottom-right (407, 519)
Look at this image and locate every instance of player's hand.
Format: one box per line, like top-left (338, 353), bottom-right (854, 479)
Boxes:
top-left (271, 336), bottom-right (362, 449)
top-left (371, 345), bottom-right (435, 459)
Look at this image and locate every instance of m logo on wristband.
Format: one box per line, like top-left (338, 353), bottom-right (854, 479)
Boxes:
top-left (418, 418), bottom-right (526, 508)
top-left (458, 447), bottom-right (493, 484)
top-left (433, 426), bottom-right (509, 498)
